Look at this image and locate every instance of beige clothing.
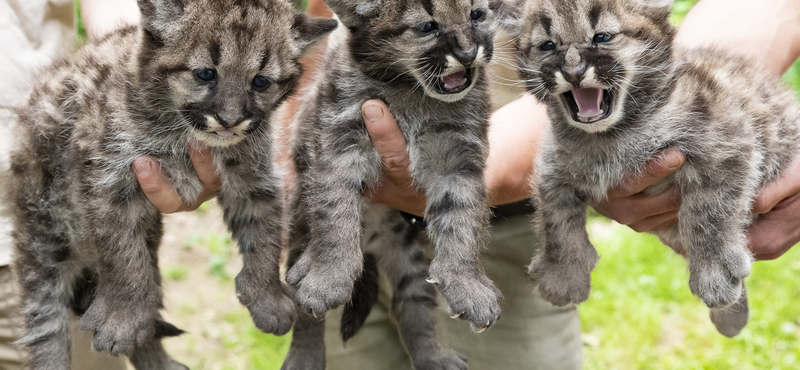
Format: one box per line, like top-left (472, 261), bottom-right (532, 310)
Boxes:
top-left (325, 214), bottom-right (583, 370)
top-left (0, 0), bottom-right (76, 267)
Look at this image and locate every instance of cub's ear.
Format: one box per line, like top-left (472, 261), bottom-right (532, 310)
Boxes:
top-left (323, 0), bottom-right (381, 28)
top-left (137, 0), bottom-right (185, 41)
top-left (292, 14), bottom-right (339, 53)
top-left (490, 0), bottom-right (523, 36)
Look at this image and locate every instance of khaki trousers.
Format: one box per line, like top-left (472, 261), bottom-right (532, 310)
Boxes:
top-left (325, 214), bottom-right (583, 370)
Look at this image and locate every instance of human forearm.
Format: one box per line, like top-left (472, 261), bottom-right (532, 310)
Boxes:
top-left (676, 0), bottom-right (800, 75)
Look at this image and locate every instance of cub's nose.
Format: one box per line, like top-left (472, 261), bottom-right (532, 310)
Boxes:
top-left (454, 47), bottom-right (478, 66)
top-left (216, 113), bottom-right (243, 128)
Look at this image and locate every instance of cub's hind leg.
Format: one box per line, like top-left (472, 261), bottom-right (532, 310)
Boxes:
top-left (365, 207), bottom-right (467, 370)
top-left (678, 170), bottom-right (754, 316)
top-left (10, 157), bottom-right (81, 369)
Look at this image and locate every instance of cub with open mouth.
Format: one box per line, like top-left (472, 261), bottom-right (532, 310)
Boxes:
top-left (516, 0), bottom-right (800, 338)
top-left (283, 0), bottom-right (514, 368)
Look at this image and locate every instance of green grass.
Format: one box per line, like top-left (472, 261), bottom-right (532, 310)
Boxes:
top-left (581, 220), bottom-right (800, 370)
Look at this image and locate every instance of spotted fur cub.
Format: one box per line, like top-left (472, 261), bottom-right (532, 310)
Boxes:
top-left (282, 0), bottom-right (510, 368)
top-left (8, 0), bottom-right (335, 368)
top-left (517, 0), bottom-right (800, 337)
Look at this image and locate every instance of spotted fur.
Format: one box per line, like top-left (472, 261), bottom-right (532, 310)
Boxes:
top-left (517, 0), bottom-right (800, 337)
top-left (282, 0), bottom-right (512, 368)
top-left (8, 0), bottom-right (335, 368)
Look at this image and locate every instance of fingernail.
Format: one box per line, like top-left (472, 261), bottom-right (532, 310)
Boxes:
top-left (662, 152), bottom-right (682, 169)
top-left (363, 104), bottom-right (384, 123)
top-left (133, 159), bottom-right (152, 176)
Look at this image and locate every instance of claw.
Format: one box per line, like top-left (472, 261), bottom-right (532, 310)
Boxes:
top-left (470, 322), bottom-right (489, 333)
top-left (425, 278), bottom-right (439, 284)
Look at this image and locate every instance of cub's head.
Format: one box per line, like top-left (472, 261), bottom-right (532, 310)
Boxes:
top-left (516, 0), bottom-right (675, 133)
top-left (327, 0), bottom-right (513, 102)
top-left (136, 0), bottom-right (337, 147)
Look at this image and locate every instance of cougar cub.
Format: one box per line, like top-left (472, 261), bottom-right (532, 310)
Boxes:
top-left (518, 0), bottom-right (799, 337)
top-left (8, 0), bottom-right (335, 368)
top-left (282, 0), bottom-right (511, 368)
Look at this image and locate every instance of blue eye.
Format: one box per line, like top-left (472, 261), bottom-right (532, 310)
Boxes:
top-left (539, 41), bottom-right (556, 51)
top-left (593, 33), bottom-right (614, 43)
top-left (195, 68), bottom-right (216, 82)
top-left (417, 21), bottom-right (438, 34)
top-left (252, 75), bottom-right (271, 90)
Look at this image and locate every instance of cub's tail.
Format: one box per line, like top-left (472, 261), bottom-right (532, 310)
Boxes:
top-left (340, 253), bottom-right (379, 342)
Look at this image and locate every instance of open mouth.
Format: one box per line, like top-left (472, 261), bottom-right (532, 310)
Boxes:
top-left (432, 67), bottom-right (474, 94)
top-left (562, 88), bottom-right (614, 124)
top-left (215, 129), bottom-right (235, 137)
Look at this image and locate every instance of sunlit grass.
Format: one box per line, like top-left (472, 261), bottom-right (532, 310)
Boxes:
top-left (582, 220), bottom-right (800, 370)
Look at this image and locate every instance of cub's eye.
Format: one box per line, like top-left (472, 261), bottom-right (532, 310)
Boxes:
top-left (252, 75), bottom-right (271, 90)
top-left (539, 41), bottom-right (556, 51)
top-left (593, 33), bottom-right (614, 43)
top-left (417, 21), bottom-right (438, 35)
top-left (194, 68), bottom-right (216, 82)
top-left (470, 9), bottom-right (486, 22)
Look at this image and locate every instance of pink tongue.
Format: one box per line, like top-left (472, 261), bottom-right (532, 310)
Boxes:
top-left (443, 70), bottom-right (467, 88)
top-left (216, 129), bottom-right (234, 137)
top-left (572, 88), bottom-right (604, 119)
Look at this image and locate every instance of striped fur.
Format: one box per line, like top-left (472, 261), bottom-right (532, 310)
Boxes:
top-left (282, 0), bottom-right (514, 368)
top-left (8, 0), bottom-right (335, 368)
top-left (516, 0), bottom-right (800, 337)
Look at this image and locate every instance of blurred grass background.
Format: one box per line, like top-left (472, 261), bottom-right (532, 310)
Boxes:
top-left (72, 0), bottom-right (800, 369)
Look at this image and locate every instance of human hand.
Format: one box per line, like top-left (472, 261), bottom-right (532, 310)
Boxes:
top-left (361, 100), bottom-right (427, 216)
top-left (747, 155), bottom-right (800, 260)
top-left (362, 94), bottom-right (548, 216)
top-left (589, 151), bottom-right (685, 233)
top-left (132, 141), bottom-right (221, 213)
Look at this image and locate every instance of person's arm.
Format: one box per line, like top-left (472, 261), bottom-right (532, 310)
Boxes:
top-left (79, 0), bottom-right (141, 42)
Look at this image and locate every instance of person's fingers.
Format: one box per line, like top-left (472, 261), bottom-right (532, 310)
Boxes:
top-left (133, 157), bottom-right (186, 214)
top-left (630, 209), bottom-right (680, 233)
top-left (362, 100), bottom-right (413, 188)
top-left (188, 140), bottom-right (221, 204)
top-left (593, 186), bottom-right (682, 227)
top-left (606, 150), bottom-right (685, 199)
top-left (362, 99), bottom-right (426, 215)
top-left (752, 155), bottom-right (800, 214)
top-left (747, 190), bottom-right (800, 260)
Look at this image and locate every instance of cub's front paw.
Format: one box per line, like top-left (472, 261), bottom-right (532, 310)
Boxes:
top-left (286, 252), bottom-right (361, 316)
top-left (528, 255), bottom-right (592, 307)
top-left (428, 261), bottom-right (502, 332)
top-left (79, 297), bottom-right (156, 356)
top-left (236, 274), bottom-right (296, 335)
top-left (413, 348), bottom-right (468, 370)
top-left (689, 253), bottom-right (750, 309)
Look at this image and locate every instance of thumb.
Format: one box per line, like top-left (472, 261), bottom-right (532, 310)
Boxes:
top-left (362, 100), bottom-right (412, 185)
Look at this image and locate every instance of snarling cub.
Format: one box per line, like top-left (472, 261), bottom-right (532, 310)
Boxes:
top-left (283, 0), bottom-right (511, 368)
top-left (517, 0), bottom-right (800, 337)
